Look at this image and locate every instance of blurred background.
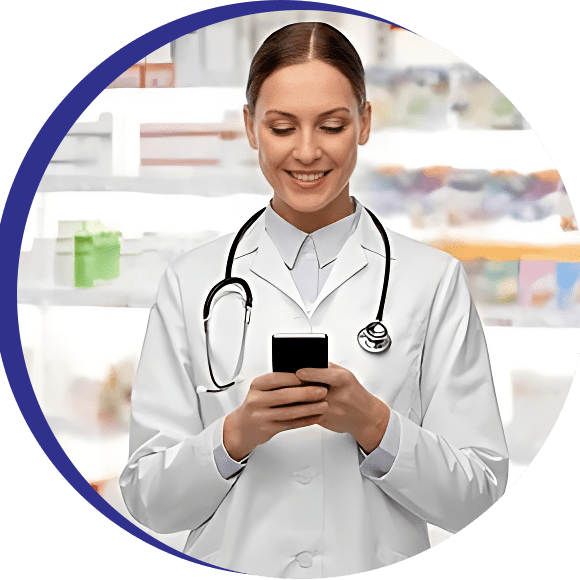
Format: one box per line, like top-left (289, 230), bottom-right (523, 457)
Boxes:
top-left (17, 9), bottom-right (580, 553)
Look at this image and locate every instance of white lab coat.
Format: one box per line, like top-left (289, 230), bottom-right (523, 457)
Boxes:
top-left (120, 208), bottom-right (509, 577)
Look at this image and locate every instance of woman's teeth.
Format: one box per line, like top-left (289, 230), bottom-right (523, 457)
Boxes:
top-left (291, 172), bottom-right (326, 181)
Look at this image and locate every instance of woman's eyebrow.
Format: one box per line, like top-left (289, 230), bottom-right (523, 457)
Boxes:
top-left (264, 107), bottom-right (351, 118)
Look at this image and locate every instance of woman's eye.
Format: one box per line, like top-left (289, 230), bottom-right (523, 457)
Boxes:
top-left (270, 125), bottom-right (345, 135)
top-left (320, 125), bottom-right (345, 134)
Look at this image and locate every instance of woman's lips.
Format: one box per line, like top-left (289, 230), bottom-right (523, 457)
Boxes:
top-left (285, 170), bottom-right (331, 189)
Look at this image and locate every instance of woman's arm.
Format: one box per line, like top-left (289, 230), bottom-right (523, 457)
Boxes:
top-left (119, 266), bottom-right (237, 534)
top-left (299, 258), bottom-right (509, 533)
top-left (359, 258), bottom-right (509, 532)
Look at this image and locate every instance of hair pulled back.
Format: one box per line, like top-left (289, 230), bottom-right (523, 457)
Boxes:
top-left (246, 22), bottom-right (366, 117)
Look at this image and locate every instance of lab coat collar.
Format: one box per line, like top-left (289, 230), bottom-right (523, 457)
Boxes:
top-left (234, 212), bottom-right (265, 259)
top-left (264, 199), bottom-right (362, 269)
top-left (234, 204), bottom-right (393, 259)
top-left (359, 207), bottom-right (392, 259)
top-left (263, 204), bottom-right (308, 270)
top-left (234, 205), bottom-right (395, 314)
top-left (230, 211), bottom-right (303, 307)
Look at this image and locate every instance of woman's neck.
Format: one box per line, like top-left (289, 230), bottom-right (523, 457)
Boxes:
top-left (271, 191), bottom-right (355, 234)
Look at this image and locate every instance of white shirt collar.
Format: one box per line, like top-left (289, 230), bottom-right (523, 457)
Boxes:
top-left (264, 198), bottom-right (362, 269)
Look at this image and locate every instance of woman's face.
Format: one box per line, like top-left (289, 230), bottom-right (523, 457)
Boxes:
top-left (244, 60), bottom-right (371, 228)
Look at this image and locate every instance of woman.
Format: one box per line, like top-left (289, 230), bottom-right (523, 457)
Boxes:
top-left (120, 22), bottom-right (508, 577)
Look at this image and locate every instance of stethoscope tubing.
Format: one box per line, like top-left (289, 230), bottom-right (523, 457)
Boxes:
top-left (203, 204), bottom-right (393, 390)
top-left (362, 208), bottom-right (391, 323)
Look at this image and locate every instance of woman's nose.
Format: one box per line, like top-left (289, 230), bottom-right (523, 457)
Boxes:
top-left (292, 130), bottom-right (322, 164)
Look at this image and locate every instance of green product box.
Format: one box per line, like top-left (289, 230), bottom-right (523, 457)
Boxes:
top-left (93, 232), bottom-right (121, 280)
top-left (74, 223), bottom-right (121, 288)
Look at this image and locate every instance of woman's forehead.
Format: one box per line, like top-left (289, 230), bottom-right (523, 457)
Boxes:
top-left (256, 61), bottom-right (356, 113)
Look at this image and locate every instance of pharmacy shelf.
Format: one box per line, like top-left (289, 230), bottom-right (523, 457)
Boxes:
top-left (17, 280), bottom-right (580, 328)
top-left (360, 128), bottom-right (555, 174)
top-left (18, 213), bottom-right (580, 323)
top-left (382, 214), bottom-right (580, 257)
top-left (37, 170), bottom-right (270, 196)
top-left (17, 286), bottom-right (153, 309)
top-left (478, 303), bottom-right (580, 328)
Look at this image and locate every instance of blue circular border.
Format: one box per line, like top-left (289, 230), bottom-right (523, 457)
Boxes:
top-left (0, 0), bottom-right (405, 571)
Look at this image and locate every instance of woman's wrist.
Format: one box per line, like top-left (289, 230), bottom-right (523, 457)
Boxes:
top-left (356, 397), bottom-right (390, 454)
top-left (223, 411), bottom-right (252, 462)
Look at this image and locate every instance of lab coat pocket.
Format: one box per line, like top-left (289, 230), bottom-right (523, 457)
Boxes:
top-left (195, 552), bottom-right (220, 566)
top-left (184, 527), bottom-right (222, 567)
top-left (196, 387), bottom-right (240, 428)
top-left (183, 518), bottom-right (219, 562)
top-left (376, 545), bottom-right (412, 566)
top-left (184, 521), bottom-right (210, 554)
top-left (407, 401), bottom-right (422, 425)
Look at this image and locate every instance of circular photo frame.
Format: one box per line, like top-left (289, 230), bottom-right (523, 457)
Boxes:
top-left (0, 1), bottom-right (580, 572)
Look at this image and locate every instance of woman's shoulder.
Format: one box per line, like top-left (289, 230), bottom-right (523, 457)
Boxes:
top-left (387, 228), bottom-right (458, 275)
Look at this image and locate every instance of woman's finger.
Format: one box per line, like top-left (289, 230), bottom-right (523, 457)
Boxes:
top-left (274, 415), bottom-right (322, 432)
top-left (251, 372), bottom-right (303, 391)
top-left (266, 385), bottom-right (327, 407)
top-left (268, 401), bottom-right (328, 422)
top-left (295, 366), bottom-right (343, 386)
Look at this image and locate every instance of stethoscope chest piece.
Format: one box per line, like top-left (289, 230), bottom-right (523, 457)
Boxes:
top-left (357, 321), bottom-right (392, 353)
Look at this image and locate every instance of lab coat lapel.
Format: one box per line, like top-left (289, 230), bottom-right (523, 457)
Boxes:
top-left (308, 213), bottom-right (371, 313)
top-left (311, 231), bottom-right (368, 312)
top-left (248, 227), bottom-right (305, 310)
top-left (310, 209), bottom-right (392, 314)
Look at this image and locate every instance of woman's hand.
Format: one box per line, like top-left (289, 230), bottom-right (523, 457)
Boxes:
top-left (223, 373), bottom-right (328, 461)
top-left (295, 363), bottom-right (390, 454)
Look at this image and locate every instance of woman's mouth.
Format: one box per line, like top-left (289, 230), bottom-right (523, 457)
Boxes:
top-left (285, 170), bottom-right (332, 189)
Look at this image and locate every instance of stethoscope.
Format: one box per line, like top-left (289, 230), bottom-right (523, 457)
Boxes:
top-left (203, 205), bottom-right (392, 390)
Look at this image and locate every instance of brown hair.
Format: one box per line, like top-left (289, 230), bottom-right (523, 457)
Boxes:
top-left (245, 22), bottom-right (367, 117)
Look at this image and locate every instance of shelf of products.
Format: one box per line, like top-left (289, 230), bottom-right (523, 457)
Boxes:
top-left (19, 190), bottom-right (580, 323)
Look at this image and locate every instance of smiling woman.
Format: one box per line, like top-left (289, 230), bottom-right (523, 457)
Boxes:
top-left (244, 59), bottom-right (371, 231)
top-left (243, 23), bottom-right (371, 232)
top-left (119, 22), bottom-right (509, 578)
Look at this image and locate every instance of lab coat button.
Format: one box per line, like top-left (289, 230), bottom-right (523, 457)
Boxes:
top-left (296, 551), bottom-right (313, 568)
top-left (294, 469), bottom-right (312, 484)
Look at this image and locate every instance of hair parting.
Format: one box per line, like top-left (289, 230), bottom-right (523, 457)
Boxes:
top-left (245, 22), bottom-right (366, 118)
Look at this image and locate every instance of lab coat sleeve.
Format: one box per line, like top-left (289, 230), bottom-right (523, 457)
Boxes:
top-left (359, 411), bottom-right (401, 474)
top-left (119, 266), bottom-right (238, 534)
top-left (213, 443), bottom-right (248, 479)
top-left (361, 258), bottom-right (509, 533)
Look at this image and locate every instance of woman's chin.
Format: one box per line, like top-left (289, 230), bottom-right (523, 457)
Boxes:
top-left (276, 189), bottom-right (338, 214)
top-left (284, 193), bottom-right (329, 213)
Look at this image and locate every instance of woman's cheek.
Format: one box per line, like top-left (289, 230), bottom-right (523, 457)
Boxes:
top-left (260, 138), bottom-right (284, 166)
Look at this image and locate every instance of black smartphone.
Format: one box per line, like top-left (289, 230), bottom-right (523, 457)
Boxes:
top-left (272, 333), bottom-right (328, 374)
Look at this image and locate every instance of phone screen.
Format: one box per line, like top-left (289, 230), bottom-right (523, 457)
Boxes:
top-left (272, 333), bottom-right (328, 374)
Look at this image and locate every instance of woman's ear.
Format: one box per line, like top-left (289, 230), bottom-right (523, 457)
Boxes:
top-left (243, 105), bottom-right (258, 151)
top-left (358, 101), bottom-right (372, 146)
